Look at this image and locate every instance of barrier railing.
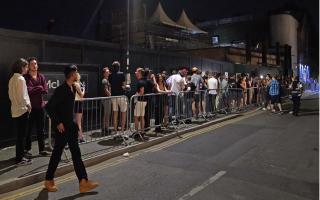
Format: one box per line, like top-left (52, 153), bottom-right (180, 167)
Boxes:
top-left (204, 88), bottom-right (257, 115)
top-left (129, 92), bottom-right (177, 139)
top-left (176, 90), bottom-right (195, 125)
top-left (46, 86), bottom-right (294, 156)
top-left (76, 95), bottom-right (130, 145)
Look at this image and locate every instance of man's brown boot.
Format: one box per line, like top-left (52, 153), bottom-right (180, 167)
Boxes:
top-left (79, 179), bottom-right (99, 193)
top-left (44, 180), bottom-right (58, 192)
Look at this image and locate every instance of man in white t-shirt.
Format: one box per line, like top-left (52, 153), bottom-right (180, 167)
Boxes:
top-left (170, 68), bottom-right (187, 94)
top-left (207, 72), bottom-right (218, 113)
top-left (169, 67), bottom-right (188, 121)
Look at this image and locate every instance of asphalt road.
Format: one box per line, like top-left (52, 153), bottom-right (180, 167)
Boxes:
top-left (2, 95), bottom-right (318, 200)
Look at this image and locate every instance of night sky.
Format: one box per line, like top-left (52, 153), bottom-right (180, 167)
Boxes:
top-left (145, 0), bottom-right (318, 24)
top-left (0, 0), bottom-right (318, 38)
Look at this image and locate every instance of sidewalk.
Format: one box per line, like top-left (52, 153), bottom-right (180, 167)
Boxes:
top-left (0, 105), bottom-right (272, 194)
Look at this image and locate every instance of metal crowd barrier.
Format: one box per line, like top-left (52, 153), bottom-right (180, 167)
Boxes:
top-left (46, 86), bottom-right (294, 157)
top-left (75, 95), bottom-right (130, 145)
top-left (204, 88), bottom-right (256, 115)
top-left (47, 95), bottom-right (131, 151)
top-left (129, 92), bottom-right (177, 138)
top-left (176, 90), bottom-right (195, 125)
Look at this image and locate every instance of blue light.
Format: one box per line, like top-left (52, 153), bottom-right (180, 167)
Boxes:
top-left (299, 64), bottom-right (311, 83)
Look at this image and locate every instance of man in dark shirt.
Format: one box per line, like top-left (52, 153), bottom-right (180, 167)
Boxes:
top-left (142, 69), bottom-right (155, 131)
top-left (24, 57), bottom-right (50, 157)
top-left (108, 61), bottom-right (128, 133)
top-left (132, 67), bottom-right (149, 140)
top-left (44, 65), bottom-right (98, 193)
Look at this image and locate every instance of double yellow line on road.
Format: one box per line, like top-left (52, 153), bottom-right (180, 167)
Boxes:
top-left (0, 111), bottom-right (261, 200)
top-left (146, 112), bottom-right (260, 153)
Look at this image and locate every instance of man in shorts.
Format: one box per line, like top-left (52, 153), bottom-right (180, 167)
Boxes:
top-left (132, 68), bottom-right (149, 140)
top-left (269, 75), bottom-right (282, 113)
top-left (191, 67), bottom-right (203, 119)
top-left (108, 61), bottom-right (128, 133)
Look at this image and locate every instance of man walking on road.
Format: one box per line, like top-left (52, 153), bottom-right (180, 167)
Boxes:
top-left (44, 65), bottom-right (98, 193)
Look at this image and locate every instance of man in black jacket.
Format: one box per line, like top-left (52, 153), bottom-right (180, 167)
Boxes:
top-left (44, 65), bottom-right (98, 193)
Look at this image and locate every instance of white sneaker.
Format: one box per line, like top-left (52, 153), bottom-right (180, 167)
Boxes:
top-left (262, 108), bottom-right (266, 111)
top-left (16, 158), bottom-right (32, 166)
top-left (289, 111), bottom-right (293, 114)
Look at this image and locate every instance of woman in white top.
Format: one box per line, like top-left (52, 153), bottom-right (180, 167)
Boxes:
top-left (8, 58), bottom-right (32, 165)
top-left (74, 72), bottom-right (85, 143)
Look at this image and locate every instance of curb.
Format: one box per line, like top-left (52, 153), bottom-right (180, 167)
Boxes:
top-left (0, 108), bottom-right (260, 194)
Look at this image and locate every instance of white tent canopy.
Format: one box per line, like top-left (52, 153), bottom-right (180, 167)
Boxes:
top-left (148, 2), bottom-right (185, 29)
top-left (177, 10), bottom-right (208, 34)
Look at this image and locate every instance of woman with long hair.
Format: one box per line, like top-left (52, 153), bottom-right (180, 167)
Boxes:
top-left (242, 76), bottom-right (248, 107)
top-left (74, 72), bottom-right (85, 143)
top-left (238, 76), bottom-right (246, 109)
top-left (153, 73), bottom-right (169, 131)
top-left (101, 67), bottom-right (112, 135)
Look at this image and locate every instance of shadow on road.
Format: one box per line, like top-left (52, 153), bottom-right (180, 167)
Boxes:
top-left (0, 158), bottom-right (16, 175)
top-left (58, 191), bottom-right (98, 200)
top-left (34, 189), bottom-right (48, 200)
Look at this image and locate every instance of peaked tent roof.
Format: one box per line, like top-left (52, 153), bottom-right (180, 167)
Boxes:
top-left (177, 10), bottom-right (208, 34)
top-left (148, 2), bottom-right (185, 29)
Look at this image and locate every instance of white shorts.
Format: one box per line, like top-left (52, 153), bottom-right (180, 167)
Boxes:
top-left (111, 97), bottom-right (128, 112)
top-left (134, 101), bottom-right (147, 117)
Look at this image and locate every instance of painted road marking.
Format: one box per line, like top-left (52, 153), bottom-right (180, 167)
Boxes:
top-left (1, 111), bottom-right (261, 200)
top-left (0, 157), bottom-right (131, 200)
top-left (147, 111), bottom-right (262, 153)
top-left (178, 171), bottom-right (227, 200)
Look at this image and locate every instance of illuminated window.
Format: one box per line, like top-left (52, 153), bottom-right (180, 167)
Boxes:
top-left (212, 36), bottom-right (219, 44)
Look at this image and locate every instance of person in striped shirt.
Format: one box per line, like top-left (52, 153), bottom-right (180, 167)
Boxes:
top-left (269, 75), bottom-right (282, 113)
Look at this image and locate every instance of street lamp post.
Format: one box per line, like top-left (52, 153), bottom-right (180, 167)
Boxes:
top-left (126, 0), bottom-right (131, 87)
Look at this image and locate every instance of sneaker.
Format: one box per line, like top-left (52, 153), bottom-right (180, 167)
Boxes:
top-left (39, 151), bottom-right (52, 156)
top-left (79, 179), bottom-right (98, 193)
top-left (122, 134), bottom-right (129, 140)
top-left (79, 139), bottom-right (86, 143)
top-left (289, 111), bottom-right (293, 114)
top-left (44, 180), bottom-right (58, 192)
top-left (262, 108), bottom-right (266, 111)
top-left (16, 158), bottom-right (32, 166)
top-left (24, 151), bottom-right (32, 157)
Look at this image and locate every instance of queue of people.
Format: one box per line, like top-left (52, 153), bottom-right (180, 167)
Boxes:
top-left (98, 64), bottom-right (305, 141)
top-left (7, 57), bottom-right (305, 193)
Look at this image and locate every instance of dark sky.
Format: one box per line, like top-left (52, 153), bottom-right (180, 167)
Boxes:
top-left (148, 0), bottom-right (318, 23)
top-left (0, 0), bottom-right (318, 38)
